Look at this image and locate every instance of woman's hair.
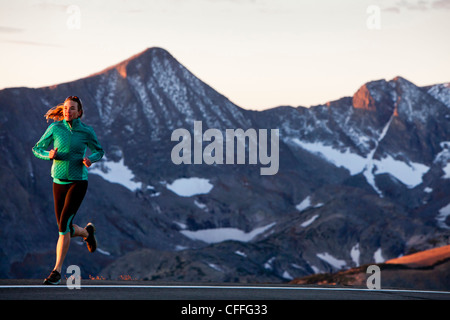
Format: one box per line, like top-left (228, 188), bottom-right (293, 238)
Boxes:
top-left (45, 96), bottom-right (84, 122)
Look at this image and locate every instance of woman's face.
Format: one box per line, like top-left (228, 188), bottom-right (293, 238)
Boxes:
top-left (63, 100), bottom-right (81, 122)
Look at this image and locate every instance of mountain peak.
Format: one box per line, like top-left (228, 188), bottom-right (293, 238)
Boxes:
top-left (88, 47), bottom-right (173, 79)
top-left (392, 75), bottom-right (407, 83)
top-left (352, 83), bottom-right (377, 111)
top-left (351, 78), bottom-right (401, 121)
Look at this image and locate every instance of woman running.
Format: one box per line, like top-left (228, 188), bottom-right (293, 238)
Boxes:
top-left (32, 95), bottom-right (104, 285)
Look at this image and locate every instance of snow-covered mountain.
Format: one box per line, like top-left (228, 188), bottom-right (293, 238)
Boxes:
top-left (277, 77), bottom-right (448, 194)
top-left (0, 47), bottom-right (449, 284)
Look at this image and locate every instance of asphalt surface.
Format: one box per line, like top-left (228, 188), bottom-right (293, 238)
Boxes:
top-left (1, 279), bottom-right (449, 300)
top-left (1, 279), bottom-right (448, 317)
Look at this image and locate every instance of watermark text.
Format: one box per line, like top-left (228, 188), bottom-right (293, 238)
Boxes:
top-left (171, 121), bottom-right (279, 175)
top-left (366, 265), bottom-right (381, 289)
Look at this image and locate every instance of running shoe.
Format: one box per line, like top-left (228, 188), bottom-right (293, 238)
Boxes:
top-left (43, 270), bottom-right (61, 285)
top-left (84, 222), bottom-right (97, 253)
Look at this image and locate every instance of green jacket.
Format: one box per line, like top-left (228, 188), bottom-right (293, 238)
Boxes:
top-left (32, 118), bottom-right (104, 181)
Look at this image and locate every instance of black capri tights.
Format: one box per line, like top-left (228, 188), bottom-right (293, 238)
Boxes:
top-left (53, 181), bottom-right (88, 236)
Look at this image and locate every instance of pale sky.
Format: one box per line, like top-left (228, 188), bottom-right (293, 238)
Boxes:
top-left (0, 0), bottom-right (449, 110)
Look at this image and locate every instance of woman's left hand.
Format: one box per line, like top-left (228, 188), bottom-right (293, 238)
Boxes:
top-left (83, 157), bottom-right (92, 168)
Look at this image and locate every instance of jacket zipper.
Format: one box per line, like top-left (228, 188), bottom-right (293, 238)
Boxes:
top-left (66, 123), bottom-right (73, 180)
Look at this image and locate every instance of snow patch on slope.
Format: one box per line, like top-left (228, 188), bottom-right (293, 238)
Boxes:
top-left (89, 156), bottom-right (142, 191)
top-left (295, 196), bottom-right (324, 212)
top-left (436, 203), bottom-right (450, 230)
top-left (291, 138), bottom-right (366, 175)
top-left (180, 222), bottom-right (276, 244)
top-left (166, 177), bottom-right (213, 197)
top-left (290, 112), bottom-right (430, 193)
top-left (373, 155), bottom-right (430, 187)
top-left (316, 252), bottom-right (347, 270)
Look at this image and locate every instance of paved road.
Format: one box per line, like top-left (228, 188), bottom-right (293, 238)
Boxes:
top-left (1, 279), bottom-right (449, 300)
top-left (2, 280), bottom-right (448, 317)
top-left (0, 280), bottom-right (450, 320)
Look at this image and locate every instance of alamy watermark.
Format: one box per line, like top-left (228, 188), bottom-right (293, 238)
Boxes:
top-left (366, 5), bottom-right (381, 30)
top-left (366, 265), bottom-right (381, 290)
top-left (66, 5), bottom-right (81, 30)
top-left (66, 265), bottom-right (81, 289)
top-left (171, 121), bottom-right (280, 175)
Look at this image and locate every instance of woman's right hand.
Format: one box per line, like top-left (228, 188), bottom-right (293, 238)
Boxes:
top-left (49, 147), bottom-right (58, 160)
